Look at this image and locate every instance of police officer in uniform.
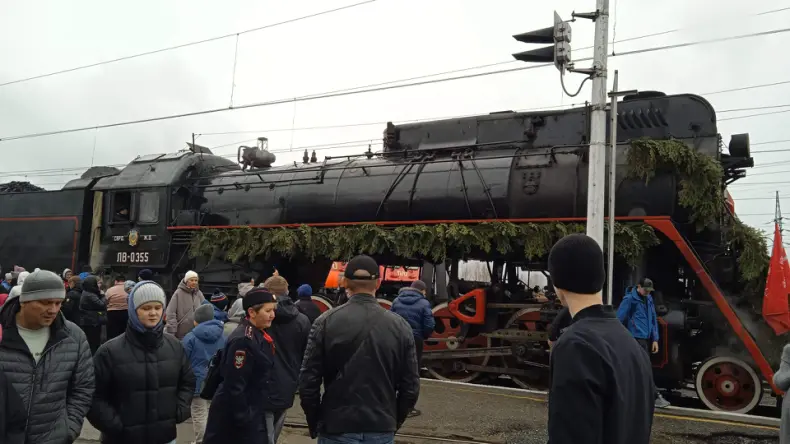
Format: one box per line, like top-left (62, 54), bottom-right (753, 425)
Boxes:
top-left (204, 288), bottom-right (278, 444)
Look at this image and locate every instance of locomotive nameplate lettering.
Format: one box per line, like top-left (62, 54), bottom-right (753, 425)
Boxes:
top-left (115, 252), bottom-right (150, 264)
top-left (112, 234), bottom-right (157, 242)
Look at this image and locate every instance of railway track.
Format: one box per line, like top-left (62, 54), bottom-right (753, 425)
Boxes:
top-left (284, 421), bottom-right (499, 444)
top-left (422, 376), bottom-right (783, 422)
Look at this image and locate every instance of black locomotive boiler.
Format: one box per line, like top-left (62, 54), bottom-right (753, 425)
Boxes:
top-left (0, 90), bottom-right (774, 413)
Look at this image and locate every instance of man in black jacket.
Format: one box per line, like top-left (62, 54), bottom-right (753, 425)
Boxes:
top-left (0, 269), bottom-right (95, 444)
top-left (546, 234), bottom-right (654, 444)
top-left (264, 275), bottom-right (311, 443)
top-left (299, 255), bottom-right (420, 444)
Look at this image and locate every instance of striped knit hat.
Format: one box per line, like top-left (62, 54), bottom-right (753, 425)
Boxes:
top-left (210, 289), bottom-right (228, 311)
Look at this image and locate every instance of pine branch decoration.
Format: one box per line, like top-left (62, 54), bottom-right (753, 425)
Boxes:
top-left (188, 221), bottom-right (658, 266)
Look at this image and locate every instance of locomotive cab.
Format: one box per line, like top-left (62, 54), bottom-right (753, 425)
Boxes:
top-left (91, 150), bottom-right (237, 290)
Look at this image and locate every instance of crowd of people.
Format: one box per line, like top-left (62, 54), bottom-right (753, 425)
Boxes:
top-left (0, 257), bottom-right (425, 444)
top-left (0, 234), bottom-right (785, 444)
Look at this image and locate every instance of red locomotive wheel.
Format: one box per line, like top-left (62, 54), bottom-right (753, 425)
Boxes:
top-left (423, 302), bottom-right (491, 383)
top-left (311, 296), bottom-right (334, 313)
top-left (695, 356), bottom-right (762, 414)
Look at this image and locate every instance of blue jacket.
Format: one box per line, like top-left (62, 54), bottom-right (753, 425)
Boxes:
top-left (183, 319), bottom-right (226, 394)
top-left (391, 288), bottom-right (435, 340)
top-left (201, 299), bottom-right (228, 322)
top-left (212, 304), bottom-right (228, 323)
top-left (616, 286), bottom-right (659, 342)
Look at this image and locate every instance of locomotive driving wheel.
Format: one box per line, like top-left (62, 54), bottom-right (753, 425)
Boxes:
top-left (695, 356), bottom-right (762, 414)
top-left (500, 308), bottom-right (549, 389)
top-left (424, 302), bottom-right (492, 383)
top-left (311, 296), bottom-right (334, 313)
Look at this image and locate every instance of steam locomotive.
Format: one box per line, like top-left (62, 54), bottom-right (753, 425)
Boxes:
top-left (0, 90), bottom-right (775, 414)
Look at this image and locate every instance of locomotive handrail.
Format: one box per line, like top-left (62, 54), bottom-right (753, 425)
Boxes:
top-left (191, 146), bottom-right (586, 183)
top-left (167, 215), bottom-right (670, 230)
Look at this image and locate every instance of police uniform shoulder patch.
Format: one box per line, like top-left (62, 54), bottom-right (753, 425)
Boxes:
top-left (234, 350), bottom-right (246, 369)
top-left (245, 325), bottom-right (254, 339)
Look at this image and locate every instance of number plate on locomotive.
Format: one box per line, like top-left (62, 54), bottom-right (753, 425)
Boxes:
top-left (115, 252), bottom-right (150, 263)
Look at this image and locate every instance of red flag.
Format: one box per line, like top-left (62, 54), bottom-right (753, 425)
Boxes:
top-left (762, 223), bottom-right (790, 335)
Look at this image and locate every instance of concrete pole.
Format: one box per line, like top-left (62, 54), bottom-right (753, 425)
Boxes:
top-left (585, 0), bottom-right (610, 248)
top-left (605, 70), bottom-right (619, 306)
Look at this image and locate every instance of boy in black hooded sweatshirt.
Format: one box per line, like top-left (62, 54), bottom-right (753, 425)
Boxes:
top-left (0, 324), bottom-right (26, 444)
top-left (546, 234), bottom-right (654, 444)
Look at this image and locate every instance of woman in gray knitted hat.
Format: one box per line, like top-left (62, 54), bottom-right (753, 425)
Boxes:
top-left (87, 280), bottom-right (195, 444)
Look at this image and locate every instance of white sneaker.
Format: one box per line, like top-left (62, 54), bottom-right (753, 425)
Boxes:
top-left (655, 394), bottom-right (671, 408)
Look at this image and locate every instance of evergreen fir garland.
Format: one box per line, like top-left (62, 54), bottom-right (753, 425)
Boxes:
top-left (627, 138), bottom-right (724, 230)
top-left (188, 221), bottom-right (660, 266)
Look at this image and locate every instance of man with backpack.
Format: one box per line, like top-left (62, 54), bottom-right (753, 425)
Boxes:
top-left (617, 277), bottom-right (671, 408)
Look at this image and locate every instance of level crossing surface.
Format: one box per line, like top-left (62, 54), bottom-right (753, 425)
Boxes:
top-left (76, 378), bottom-right (781, 444)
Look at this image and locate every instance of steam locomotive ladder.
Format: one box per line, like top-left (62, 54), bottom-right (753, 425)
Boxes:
top-left (420, 216), bottom-right (781, 391)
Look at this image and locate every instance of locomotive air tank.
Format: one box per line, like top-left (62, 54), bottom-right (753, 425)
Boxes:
top-left (193, 93), bottom-right (747, 227)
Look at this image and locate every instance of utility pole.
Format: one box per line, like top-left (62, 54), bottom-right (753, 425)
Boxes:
top-left (605, 70), bottom-right (637, 306)
top-left (510, 2), bottom-right (611, 247)
top-left (776, 191), bottom-right (783, 231)
top-left (582, 0), bottom-right (610, 247)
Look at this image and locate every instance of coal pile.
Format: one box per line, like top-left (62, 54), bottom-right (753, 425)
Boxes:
top-left (0, 181), bottom-right (46, 193)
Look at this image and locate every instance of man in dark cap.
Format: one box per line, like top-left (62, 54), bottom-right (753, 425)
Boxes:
top-left (546, 234), bottom-right (654, 444)
top-left (391, 279), bottom-right (434, 418)
top-left (299, 255), bottom-right (420, 444)
top-left (204, 288), bottom-right (278, 444)
top-left (617, 276), bottom-right (670, 408)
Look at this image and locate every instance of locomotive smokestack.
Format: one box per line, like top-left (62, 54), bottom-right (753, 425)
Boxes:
top-left (303, 149), bottom-right (309, 164)
top-left (310, 150), bottom-right (317, 163)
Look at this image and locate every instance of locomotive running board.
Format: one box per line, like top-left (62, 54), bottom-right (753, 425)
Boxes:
top-left (644, 218), bottom-right (781, 395)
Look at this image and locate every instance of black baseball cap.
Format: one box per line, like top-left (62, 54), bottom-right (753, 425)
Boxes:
top-left (343, 255), bottom-right (380, 280)
top-left (639, 278), bottom-right (655, 293)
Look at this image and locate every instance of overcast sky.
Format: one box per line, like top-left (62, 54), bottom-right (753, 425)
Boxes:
top-left (0, 0), bottom-right (788, 236)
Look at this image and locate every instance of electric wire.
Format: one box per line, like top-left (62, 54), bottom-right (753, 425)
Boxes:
top-left (4, 25), bottom-right (790, 144)
top-left (1, 4), bottom-right (785, 92)
top-left (0, 0), bottom-right (378, 88)
top-left (8, 101), bottom-right (790, 182)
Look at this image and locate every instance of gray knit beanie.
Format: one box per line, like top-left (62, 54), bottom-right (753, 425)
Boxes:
top-left (131, 281), bottom-right (166, 310)
top-left (194, 304), bottom-right (214, 324)
top-left (20, 270), bottom-right (66, 302)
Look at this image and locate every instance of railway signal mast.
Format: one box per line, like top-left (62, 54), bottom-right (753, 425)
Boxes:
top-left (511, 2), bottom-right (611, 248)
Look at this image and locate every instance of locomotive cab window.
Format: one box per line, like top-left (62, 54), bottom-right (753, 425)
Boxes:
top-left (136, 191), bottom-right (159, 224)
top-left (112, 192), bottom-right (132, 223)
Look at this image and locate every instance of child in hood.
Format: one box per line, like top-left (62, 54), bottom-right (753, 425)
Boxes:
top-left (183, 304), bottom-right (226, 444)
top-left (208, 290), bottom-right (228, 322)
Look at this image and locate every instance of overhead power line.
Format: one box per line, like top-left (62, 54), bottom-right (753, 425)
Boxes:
top-left (9, 105), bottom-right (790, 182)
top-left (0, 0), bottom-right (378, 88)
top-left (1, 4), bottom-right (786, 91)
top-left (3, 26), bottom-right (790, 144)
top-left (718, 104), bottom-right (790, 113)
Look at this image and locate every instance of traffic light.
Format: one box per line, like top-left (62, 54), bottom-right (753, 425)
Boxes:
top-left (512, 11), bottom-right (571, 73)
